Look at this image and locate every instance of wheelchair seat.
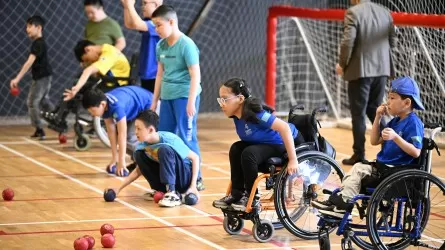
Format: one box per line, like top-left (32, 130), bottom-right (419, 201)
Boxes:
top-left (99, 53), bottom-right (139, 88)
top-left (359, 137), bottom-right (438, 194)
top-left (267, 157), bottom-right (284, 166)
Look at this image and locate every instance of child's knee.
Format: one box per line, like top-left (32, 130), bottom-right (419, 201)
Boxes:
top-left (157, 145), bottom-right (175, 159)
top-left (133, 150), bottom-right (146, 164)
top-left (229, 141), bottom-right (246, 158)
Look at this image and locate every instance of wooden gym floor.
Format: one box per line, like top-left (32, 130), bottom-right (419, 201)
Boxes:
top-left (0, 118), bottom-right (444, 249)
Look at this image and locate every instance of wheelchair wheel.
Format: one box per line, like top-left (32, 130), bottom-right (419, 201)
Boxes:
top-left (274, 150), bottom-right (344, 240)
top-left (367, 169), bottom-right (445, 250)
top-left (74, 134), bottom-right (92, 151)
top-left (252, 219), bottom-right (274, 243)
top-left (318, 230), bottom-right (331, 250)
top-left (223, 216), bottom-right (244, 235)
top-left (93, 116), bottom-right (110, 148)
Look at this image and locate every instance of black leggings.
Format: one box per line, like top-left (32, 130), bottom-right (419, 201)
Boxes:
top-left (229, 132), bottom-right (305, 198)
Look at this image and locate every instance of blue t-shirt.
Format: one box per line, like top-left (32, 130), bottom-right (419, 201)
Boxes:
top-left (156, 34), bottom-right (202, 100)
top-left (139, 20), bottom-right (160, 80)
top-left (234, 110), bottom-right (298, 144)
top-left (377, 112), bottom-right (424, 165)
top-left (136, 131), bottom-right (191, 163)
top-left (103, 86), bottom-right (153, 122)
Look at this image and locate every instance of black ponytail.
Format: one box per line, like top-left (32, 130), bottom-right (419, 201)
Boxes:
top-left (221, 78), bottom-right (274, 123)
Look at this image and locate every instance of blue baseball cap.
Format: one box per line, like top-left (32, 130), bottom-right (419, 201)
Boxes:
top-left (390, 76), bottom-right (425, 111)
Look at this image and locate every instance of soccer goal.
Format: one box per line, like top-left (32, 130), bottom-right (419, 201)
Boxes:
top-left (265, 4), bottom-right (445, 145)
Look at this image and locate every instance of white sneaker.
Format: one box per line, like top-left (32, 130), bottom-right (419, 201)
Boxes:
top-left (158, 191), bottom-right (182, 207)
top-left (142, 189), bottom-right (156, 201)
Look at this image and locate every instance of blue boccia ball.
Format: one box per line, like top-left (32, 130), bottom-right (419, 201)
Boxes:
top-left (184, 193), bottom-right (198, 205)
top-left (106, 165), bottom-right (116, 174)
top-left (106, 165), bottom-right (129, 177)
top-left (104, 189), bottom-right (116, 202)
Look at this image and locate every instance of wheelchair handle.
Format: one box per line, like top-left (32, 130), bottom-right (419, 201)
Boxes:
top-left (311, 106), bottom-right (328, 117)
top-left (424, 123), bottom-right (444, 131)
top-left (288, 104), bottom-right (305, 118)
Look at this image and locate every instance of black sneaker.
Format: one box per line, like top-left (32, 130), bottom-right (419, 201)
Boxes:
top-left (127, 162), bottom-right (137, 173)
top-left (30, 128), bottom-right (45, 140)
top-left (231, 194), bottom-right (261, 212)
top-left (311, 199), bottom-right (335, 210)
top-left (197, 178), bottom-right (205, 191)
top-left (212, 194), bottom-right (240, 209)
top-left (328, 193), bottom-right (354, 211)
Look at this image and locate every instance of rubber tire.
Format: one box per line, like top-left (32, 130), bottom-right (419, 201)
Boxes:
top-left (74, 134), bottom-right (92, 151)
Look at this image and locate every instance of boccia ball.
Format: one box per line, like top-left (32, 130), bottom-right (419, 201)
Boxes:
top-left (10, 87), bottom-right (20, 96)
top-left (101, 233), bottom-right (115, 248)
top-left (100, 223), bottom-right (115, 236)
top-left (2, 188), bottom-right (14, 201)
top-left (153, 191), bottom-right (164, 203)
top-left (184, 193), bottom-right (198, 205)
top-left (103, 189), bottom-right (116, 202)
top-left (73, 237), bottom-right (89, 250)
top-left (82, 235), bottom-right (95, 250)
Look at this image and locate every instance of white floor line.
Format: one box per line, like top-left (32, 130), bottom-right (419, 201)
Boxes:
top-left (0, 143), bottom-right (225, 250)
top-left (203, 166), bottom-right (231, 175)
top-left (0, 214), bottom-right (225, 227)
top-left (23, 137), bottom-right (153, 193)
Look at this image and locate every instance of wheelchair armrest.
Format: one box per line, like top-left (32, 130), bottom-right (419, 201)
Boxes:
top-left (267, 157), bottom-right (284, 165)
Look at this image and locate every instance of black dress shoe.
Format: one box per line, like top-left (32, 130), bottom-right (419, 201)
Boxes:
top-left (342, 154), bottom-right (365, 165)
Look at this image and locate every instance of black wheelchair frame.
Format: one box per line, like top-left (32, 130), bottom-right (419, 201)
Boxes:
top-left (44, 54), bottom-right (139, 151)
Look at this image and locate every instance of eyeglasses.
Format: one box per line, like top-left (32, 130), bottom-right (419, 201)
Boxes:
top-left (216, 95), bottom-right (241, 106)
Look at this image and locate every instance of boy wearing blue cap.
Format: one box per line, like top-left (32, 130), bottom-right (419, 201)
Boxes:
top-left (312, 76), bottom-right (424, 218)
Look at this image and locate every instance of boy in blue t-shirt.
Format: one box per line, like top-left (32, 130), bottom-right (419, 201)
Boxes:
top-left (149, 5), bottom-right (204, 190)
top-left (312, 76), bottom-right (425, 218)
top-left (82, 86), bottom-right (152, 176)
top-left (107, 109), bottom-right (200, 207)
top-left (121, 0), bottom-right (162, 93)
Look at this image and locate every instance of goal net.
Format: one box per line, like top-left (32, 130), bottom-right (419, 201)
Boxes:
top-left (0, 0), bottom-right (206, 125)
top-left (266, 4), bottom-right (445, 143)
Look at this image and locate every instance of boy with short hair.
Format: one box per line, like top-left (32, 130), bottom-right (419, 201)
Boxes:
top-left (64, 40), bottom-right (131, 100)
top-left (10, 15), bottom-right (54, 140)
top-left (121, 0), bottom-right (162, 93)
top-left (84, 0), bottom-right (126, 51)
top-left (82, 86), bottom-right (153, 176)
top-left (312, 76), bottom-right (425, 218)
top-left (42, 40), bottom-right (131, 131)
top-left (107, 109), bottom-right (200, 207)
top-left (150, 5), bottom-right (204, 190)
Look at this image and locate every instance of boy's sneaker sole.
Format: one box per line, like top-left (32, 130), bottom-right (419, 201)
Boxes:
top-left (158, 199), bottom-right (181, 207)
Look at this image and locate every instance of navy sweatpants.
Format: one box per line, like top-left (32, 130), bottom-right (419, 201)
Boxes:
top-left (158, 95), bottom-right (201, 177)
top-left (134, 145), bottom-right (192, 194)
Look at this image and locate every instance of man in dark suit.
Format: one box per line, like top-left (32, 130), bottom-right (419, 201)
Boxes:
top-left (337, 0), bottom-right (397, 165)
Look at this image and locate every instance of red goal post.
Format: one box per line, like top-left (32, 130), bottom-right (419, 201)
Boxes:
top-left (265, 5), bottom-right (445, 111)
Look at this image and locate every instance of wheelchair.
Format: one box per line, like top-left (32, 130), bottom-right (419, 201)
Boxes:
top-left (219, 105), bottom-right (345, 243)
top-left (316, 123), bottom-right (444, 250)
top-left (42, 54), bottom-right (139, 151)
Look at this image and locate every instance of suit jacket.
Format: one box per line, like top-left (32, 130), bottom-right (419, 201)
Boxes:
top-left (339, 0), bottom-right (397, 81)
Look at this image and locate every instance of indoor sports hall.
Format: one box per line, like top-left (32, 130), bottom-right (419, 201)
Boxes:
top-left (1, 1), bottom-right (444, 249)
